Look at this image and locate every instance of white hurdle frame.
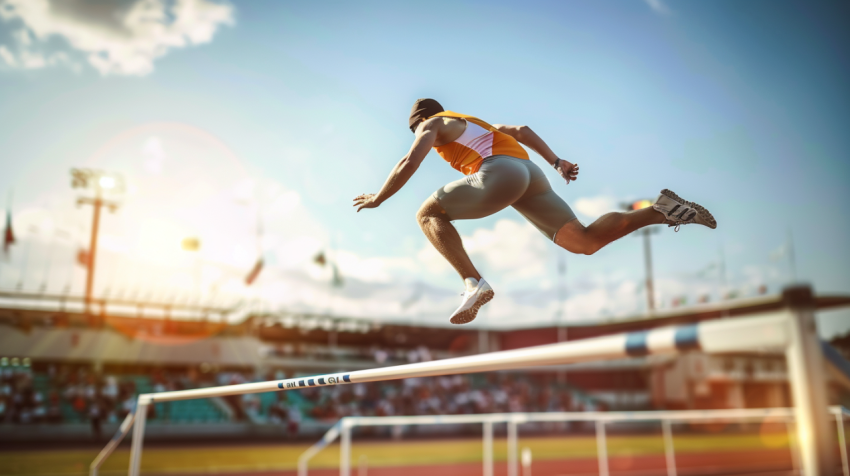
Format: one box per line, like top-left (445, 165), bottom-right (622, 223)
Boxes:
top-left (92, 290), bottom-right (841, 476)
top-left (297, 407), bottom-right (850, 476)
top-left (89, 409), bottom-right (136, 476)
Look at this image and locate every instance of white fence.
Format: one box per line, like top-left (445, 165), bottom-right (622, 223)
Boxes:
top-left (91, 289), bottom-right (843, 476)
top-left (297, 406), bottom-right (850, 476)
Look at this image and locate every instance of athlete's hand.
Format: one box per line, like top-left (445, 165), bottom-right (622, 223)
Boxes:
top-left (353, 193), bottom-right (381, 212)
top-left (556, 160), bottom-right (579, 184)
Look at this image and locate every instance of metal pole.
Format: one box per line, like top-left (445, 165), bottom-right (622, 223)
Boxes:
top-left (508, 419), bottom-right (518, 476)
top-left (127, 402), bottom-right (148, 476)
top-left (85, 196), bottom-right (102, 314)
top-left (521, 447), bottom-right (532, 476)
top-left (837, 412), bottom-right (849, 476)
top-left (90, 410), bottom-right (136, 476)
top-left (783, 286), bottom-right (836, 475)
top-left (298, 423), bottom-right (341, 476)
top-left (642, 229), bottom-right (655, 312)
top-left (662, 420), bottom-right (677, 476)
top-left (340, 420), bottom-right (351, 476)
top-left (596, 420), bottom-right (609, 476)
top-left (483, 421), bottom-right (494, 476)
top-left (786, 419), bottom-right (801, 475)
top-left (358, 455), bottom-right (367, 476)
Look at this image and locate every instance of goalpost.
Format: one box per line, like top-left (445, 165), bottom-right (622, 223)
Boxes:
top-left (91, 286), bottom-right (842, 476)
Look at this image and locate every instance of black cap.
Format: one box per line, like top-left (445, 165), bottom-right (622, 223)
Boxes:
top-left (409, 98), bottom-right (444, 132)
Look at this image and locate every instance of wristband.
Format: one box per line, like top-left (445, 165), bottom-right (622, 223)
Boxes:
top-left (553, 159), bottom-right (561, 169)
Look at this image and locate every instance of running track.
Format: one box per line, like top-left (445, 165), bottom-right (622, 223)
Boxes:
top-left (165, 448), bottom-right (802, 476)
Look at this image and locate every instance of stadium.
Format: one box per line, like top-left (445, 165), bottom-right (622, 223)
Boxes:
top-left (1, 1), bottom-right (849, 476)
top-left (2, 285), bottom-right (849, 475)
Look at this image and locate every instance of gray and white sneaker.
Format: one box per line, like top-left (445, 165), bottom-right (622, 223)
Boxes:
top-left (652, 189), bottom-right (717, 232)
top-left (449, 278), bottom-right (494, 325)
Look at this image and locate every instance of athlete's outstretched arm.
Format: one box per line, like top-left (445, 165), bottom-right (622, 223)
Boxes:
top-left (353, 122), bottom-right (438, 212)
top-left (492, 124), bottom-right (579, 184)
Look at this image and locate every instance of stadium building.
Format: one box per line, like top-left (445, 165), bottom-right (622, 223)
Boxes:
top-left (1, 286), bottom-right (849, 443)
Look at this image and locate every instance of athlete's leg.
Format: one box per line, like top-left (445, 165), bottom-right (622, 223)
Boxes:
top-left (424, 157), bottom-right (530, 324)
top-left (416, 196), bottom-right (482, 281)
top-left (555, 207), bottom-right (665, 255)
top-left (510, 160), bottom-right (667, 254)
top-left (423, 156), bottom-right (530, 282)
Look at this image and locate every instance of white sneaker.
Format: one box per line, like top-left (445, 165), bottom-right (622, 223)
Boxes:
top-left (652, 189), bottom-right (717, 232)
top-left (449, 278), bottom-right (494, 325)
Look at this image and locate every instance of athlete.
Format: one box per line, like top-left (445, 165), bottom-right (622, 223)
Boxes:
top-left (353, 99), bottom-right (716, 325)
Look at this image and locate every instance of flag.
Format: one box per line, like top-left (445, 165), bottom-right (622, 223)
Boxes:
top-left (245, 258), bottom-right (264, 285)
top-left (331, 263), bottom-right (344, 288)
top-left (181, 237), bottom-right (201, 251)
top-left (77, 248), bottom-right (90, 268)
top-left (3, 208), bottom-right (14, 255)
top-left (313, 250), bottom-right (342, 287)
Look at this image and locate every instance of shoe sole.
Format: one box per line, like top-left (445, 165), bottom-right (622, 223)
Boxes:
top-left (660, 189), bottom-right (717, 229)
top-left (449, 289), bottom-right (494, 325)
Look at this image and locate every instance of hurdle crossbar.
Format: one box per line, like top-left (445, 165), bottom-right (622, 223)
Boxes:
top-left (115, 301), bottom-right (836, 476)
top-left (138, 314), bottom-right (788, 405)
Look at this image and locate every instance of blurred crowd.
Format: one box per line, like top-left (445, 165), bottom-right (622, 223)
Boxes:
top-left (0, 364), bottom-right (148, 436)
top-left (0, 364), bottom-right (61, 425)
top-left (1, 363), bottom-right (600, 434)
top-left (249, 371), bottom-right (602, 424)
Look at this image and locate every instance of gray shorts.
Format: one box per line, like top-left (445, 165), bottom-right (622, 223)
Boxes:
top-left (432, 155), bottom-right (577, 240)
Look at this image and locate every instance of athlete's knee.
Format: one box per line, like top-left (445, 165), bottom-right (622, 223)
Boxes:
top-left (416, 206), bottom-right (441, 229)
top-left (560, 239), bottom-right (599, 255)
top-left (416, 199), bottom-right (448, 228)
top-left (580, 242), bottom-right (603, 255)
top-left (415, 209), bottom-right (432, 229)
top-left (574, 232), bottom-right (605, 255)
top-left (555, 221), bottom-right (601, 255)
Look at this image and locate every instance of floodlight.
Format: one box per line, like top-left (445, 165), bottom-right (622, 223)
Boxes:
top-left (99, 176), bottom-right (115, 189)
top-left (631, 199), bottom-right (652, 210)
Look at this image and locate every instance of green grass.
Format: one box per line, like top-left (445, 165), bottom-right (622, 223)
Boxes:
top-left (0, 433), bottom-right (793, 476)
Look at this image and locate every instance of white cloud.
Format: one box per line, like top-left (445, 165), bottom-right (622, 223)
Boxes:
top-left (463, 219), bottom-right (549, 281)
top-left (0, 45), bottom-right (15, 66)
top-left (333, 251), bottom-right (418, 284)
top-left (0, 0), bottom-right (234, 76)
top-left (413, 218), bottom-right (551, 283)
top-left (573, 194), bottom-right (618, 221)
top-left (643, 0), bottom-right (672, 16)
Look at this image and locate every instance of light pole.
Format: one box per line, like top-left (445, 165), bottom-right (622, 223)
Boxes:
top-left (71, 169), bottom-right (123, 314)
top-left (621, 199), bottom-right (660, 313)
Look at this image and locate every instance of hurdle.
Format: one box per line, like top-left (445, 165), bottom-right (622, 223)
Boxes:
top-left (297, 407), bottom-right (850, 476)
top-left (92, 286), bottom-right (840, 476)
top-left (89, 409), bottom-right (136, 476)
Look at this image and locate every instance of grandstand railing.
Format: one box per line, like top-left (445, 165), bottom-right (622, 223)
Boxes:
top-left (296, 406), bottom-right (850, 476)
top-left (90, 289), bottom-right (845, 476)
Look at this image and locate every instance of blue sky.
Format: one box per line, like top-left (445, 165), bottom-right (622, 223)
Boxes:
top-left (0, 0), bottom-right (848, 334)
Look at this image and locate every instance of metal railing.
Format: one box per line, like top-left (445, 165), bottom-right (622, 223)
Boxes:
top-left (296, 406), bottom-right (850, 476)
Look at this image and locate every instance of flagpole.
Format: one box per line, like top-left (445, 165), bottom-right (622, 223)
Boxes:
top-left (788, 229), bottom-right (798, 284)
top-left (556, 251), bottom-right (567, 385)
top-left (2, 190), bottom-right (15, 288)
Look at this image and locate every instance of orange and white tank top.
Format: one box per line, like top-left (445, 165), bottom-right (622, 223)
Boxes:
top-left (430, 111), bottom-right (529, 175)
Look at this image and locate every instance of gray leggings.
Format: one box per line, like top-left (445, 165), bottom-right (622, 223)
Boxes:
top-left (432, 155), bottom-right (577, 240)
